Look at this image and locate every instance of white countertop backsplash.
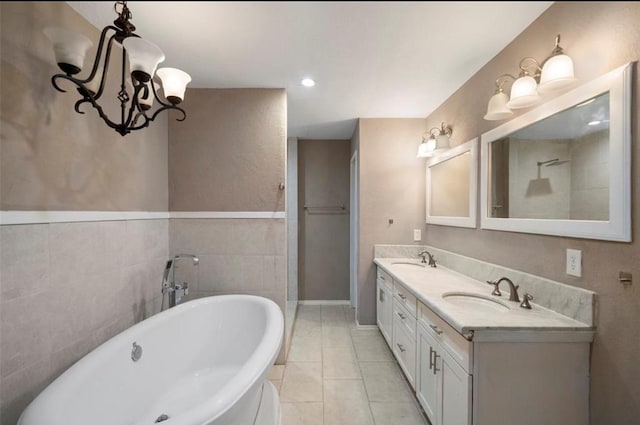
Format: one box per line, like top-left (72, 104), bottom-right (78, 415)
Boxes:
top-left (374, 244), bottom-right (596, 331)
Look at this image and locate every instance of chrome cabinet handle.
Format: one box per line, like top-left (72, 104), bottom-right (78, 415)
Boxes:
top-left (397, 311), bottom-right (406, 320)
top-left (429, 347), bottom-right (435, 370)
top-left (379, 288), bottom-right (384, 302)
top-left (397, 343), bottom-right (406, 353)
top-left (397, 293), bottom-right (407, 300)
top-left (429, 324), bottom-right (443, 335)
top-left (380, 275), bottom-right (386, 281)
top-left (432, 350), bottom-right (440, 375)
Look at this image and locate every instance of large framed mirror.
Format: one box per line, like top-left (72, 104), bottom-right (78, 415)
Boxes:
top-left (426, 138), bottom-right (478, 228)
top-left (480, 62), bottom-right (633, 241)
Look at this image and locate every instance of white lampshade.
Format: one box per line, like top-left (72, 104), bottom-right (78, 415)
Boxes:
top-left (538, 54), bottom-right (576, 94)
top-left (435, 133), bottom-right (450, 150)
top-left (506, 75), bottom-right (540, 109)
top-left (417, 138), bottom-right (436, 158)
top-left (156, 68), bottom-right (191, 104)
top-left (122, 37), bottom-right (165, 82)
top-left (484, 91), bottom-right (514, 120)
top-left (43, 27), bottom-right (93, 75)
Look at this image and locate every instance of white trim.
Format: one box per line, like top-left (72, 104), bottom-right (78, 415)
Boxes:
top-left (298, 300), bottom-right (350, 306)
top-left (0, 210), bottom-right (169, 225)
top-left (480, 62), bottom-right (633, 242)
top-left (355, 323), bottom-right (379, 330)
top-left (0, 210), bottom-right (286, 225)
top-left (170, 211), bottom-right (286, 219)
top-left (426, 138), bottom-right (478, 228)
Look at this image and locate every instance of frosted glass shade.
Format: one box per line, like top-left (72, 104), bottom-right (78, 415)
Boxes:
top-left (417, 138), bottom-right (436, 158)
top-left (538, 54), bottom-right (576, 94)
top-left (156, 68), bottom-right (191, 104)
top-left (435, 134), bottom-right (450, 150)
top-left (43, 27), bottom-right (93, 75)
top-left (122, 37), bottom-right (165, 83)
top-left (506, 75), bottom-right (540, 109)
top-left (484, 92), bottom-right (514, 120)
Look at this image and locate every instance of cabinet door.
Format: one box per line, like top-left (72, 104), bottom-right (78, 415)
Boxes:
top-left (439, 348), bottom-right (472, 425)
top-left (417, 325), bottom-right (439, 424)
top-left (382, 284), bottom-right (393, 344)
top-left (376, 280), bottom-right (392, 344)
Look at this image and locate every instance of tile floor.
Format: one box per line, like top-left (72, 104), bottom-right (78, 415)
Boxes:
top-left (268, 304), bottom-right (429, 425)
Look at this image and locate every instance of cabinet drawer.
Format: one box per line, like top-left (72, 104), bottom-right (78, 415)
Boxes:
top-left (393, 313), bottom-right (416, 389)
top-left (419, 302), bottom-right (472, 372)
top-left (393, 298), bottom-right (416, 337)
top-left (393, 281), bottom-right (417, 316)
top-left (377, 268), bottom-right (393, 290)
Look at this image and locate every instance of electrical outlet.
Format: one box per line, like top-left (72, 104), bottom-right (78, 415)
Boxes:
top-left (413, 229), bottom-right (421, 241)
top-left (566, 249), bottom-right (582, 277)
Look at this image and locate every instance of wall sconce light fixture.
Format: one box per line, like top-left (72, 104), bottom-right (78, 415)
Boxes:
top-left (484, 34), bottom-right (576, 121)
top-left (44, 1), bottom-right (191, 136)
top-left (417, 122), bottom-right (452, 158)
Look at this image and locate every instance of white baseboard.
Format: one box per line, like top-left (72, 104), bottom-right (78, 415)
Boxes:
top-left (356, 321), bottom-right (379, 329)
top-left (298, 300), bottom-right (350, 306)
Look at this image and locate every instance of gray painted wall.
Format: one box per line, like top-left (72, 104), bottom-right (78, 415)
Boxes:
top-left (298, 139), bottom-right (351, 300)
top-left (355, 118), bottom-right (428, 325)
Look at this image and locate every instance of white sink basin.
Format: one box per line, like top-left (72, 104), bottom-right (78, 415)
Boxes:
top-left (442, 292), bottom-right (510, 312)
top-left (391, 262), bottom-right (425, 268)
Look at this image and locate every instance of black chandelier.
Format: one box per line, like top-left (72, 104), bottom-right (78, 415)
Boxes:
top-left (44, 1), bottom-right (190, 136)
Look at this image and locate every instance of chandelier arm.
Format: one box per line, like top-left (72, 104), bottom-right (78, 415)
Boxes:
top-left (120, 83), bottom-right (146, 130)
top-left (73, 96), bottom-right (124, 131)
top-left (132, 104), bottom-right (187, 129)
top-left (91, 33), bottom-right (119, 101)
top-left (76, 26), bottom-right (118, 86)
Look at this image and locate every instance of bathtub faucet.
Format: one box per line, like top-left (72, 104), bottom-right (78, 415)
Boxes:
top-left (162, 254), bottom-right (200, 309)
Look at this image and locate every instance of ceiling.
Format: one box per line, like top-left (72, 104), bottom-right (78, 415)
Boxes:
top-left (68, 1), bottom-right (553, 140)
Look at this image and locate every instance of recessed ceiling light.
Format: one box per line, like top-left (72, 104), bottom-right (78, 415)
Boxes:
top-left (301, 78), bottom-right (315, 87)
top-left (587, 120), bottom-right (601, 126)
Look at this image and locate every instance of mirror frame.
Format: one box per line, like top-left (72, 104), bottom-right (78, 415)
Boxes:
top-left (480, 62), bottom-right (633, 242)
top-left (426, 138), bottom-right (478, 228)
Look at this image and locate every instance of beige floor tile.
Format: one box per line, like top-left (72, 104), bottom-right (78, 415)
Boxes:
top-left (352, 333), bottom-right (394, 362)
top-left (269, 364), bottom-right (285, 381)
top-left (322, 324), bottom-right (352, 347)
top-left (288, 333), bottom-right (322, 362)
top-left (322, 345), bottom-right (361, 379)
top-left (324, 379), bottom-right (374, 425)
top-left (298, 305), bottom-right (322, 321)
top-left (321, 306), bottom-right (348, 325)
top-left (281, 402), bottom-right (323, 425)
top-left (359, 362), bottom-right (414, 402)
top-left (370, 402), bottom-right (428, 425)
top-left (280, 362), bottom-right (323, 402)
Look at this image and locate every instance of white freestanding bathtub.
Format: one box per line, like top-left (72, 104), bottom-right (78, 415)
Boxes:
top-left (18, 295), bottom-right (284, 425)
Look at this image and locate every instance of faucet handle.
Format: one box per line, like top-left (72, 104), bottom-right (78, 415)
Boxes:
top-left (520, 293), bottom-right (534, 309)
top-left (487, 280), bottom-right (502, 296)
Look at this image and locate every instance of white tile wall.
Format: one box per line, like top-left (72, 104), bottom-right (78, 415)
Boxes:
top-left (0, 219), bottom-right (168, 423)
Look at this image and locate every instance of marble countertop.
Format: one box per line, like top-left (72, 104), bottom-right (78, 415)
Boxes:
top-left (374, 258), bottom-right (594, 340)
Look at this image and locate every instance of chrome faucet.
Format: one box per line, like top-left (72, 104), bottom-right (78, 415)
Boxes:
top-left (418, 250), bottom-right (437, 268)
top-left (162, 254), bottom-right (199, 310)
top-left (486, 277), bottom-right (520, 302)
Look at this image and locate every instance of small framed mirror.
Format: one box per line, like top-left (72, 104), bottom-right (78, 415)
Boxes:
top-left (480, 62), bottom-right (632, 241)
top-left (426, 138), bottom-right (478, 228)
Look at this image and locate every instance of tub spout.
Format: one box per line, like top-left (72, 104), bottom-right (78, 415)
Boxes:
top-left (162, 254), bottom-right (200, 310)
